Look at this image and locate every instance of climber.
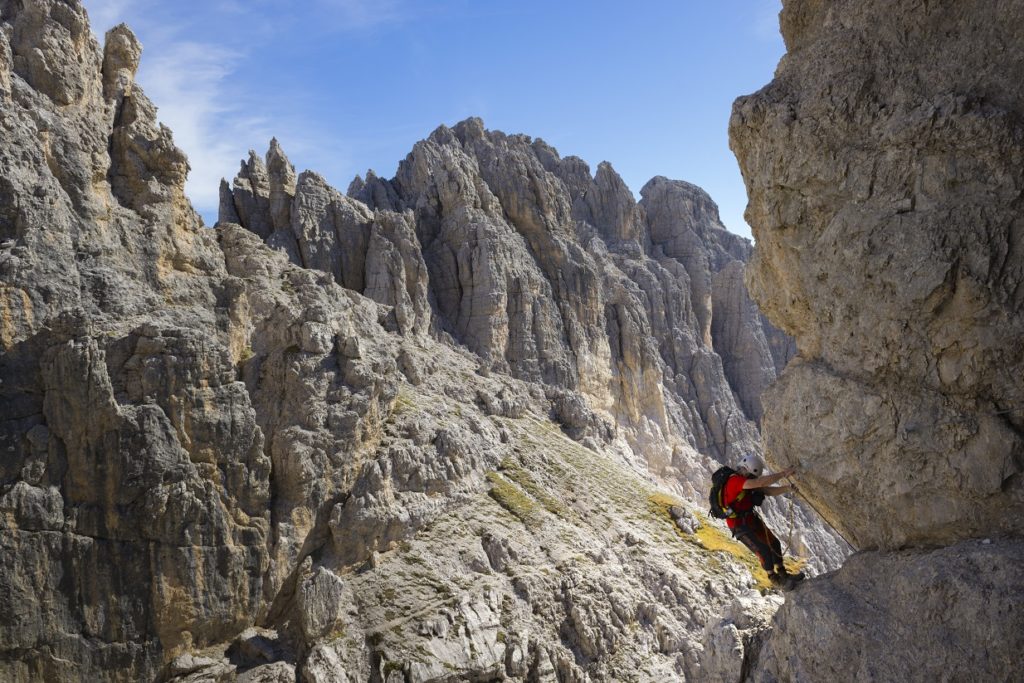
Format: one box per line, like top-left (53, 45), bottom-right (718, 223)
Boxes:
top-left (718, 454), bottom-right (805, 589)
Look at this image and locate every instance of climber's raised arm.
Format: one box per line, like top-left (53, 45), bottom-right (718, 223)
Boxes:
top-left (742, 467), bottom-right (796, 490)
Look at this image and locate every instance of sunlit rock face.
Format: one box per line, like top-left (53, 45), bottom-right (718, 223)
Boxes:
top-left (0, 1), bottom-right (270, 679)
top-left (731, 0), bottom-right (1024, 680)
top-left (222, 120), bottom-right (802, 484)
top-left (0, 1), bottom-right (844, 680)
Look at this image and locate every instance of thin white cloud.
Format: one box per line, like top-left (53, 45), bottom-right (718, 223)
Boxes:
top-left (81, 0), bottom-right (324, 222)
top-left (752, 1), bottom-right (783, 41)
top-left (315, 0), bottom-right (405, 29)
top-left (136, 42), bottom-right (356, 222)
top-left (84, 0), bottom-right (137, 36)
top-left (135, 41), bottom-right (276, 217)
top-left (79, 0), bottom-right (386, 222)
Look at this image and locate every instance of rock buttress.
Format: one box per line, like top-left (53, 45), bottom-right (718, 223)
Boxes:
top-left (731, 1), bottom-right (1024, 679)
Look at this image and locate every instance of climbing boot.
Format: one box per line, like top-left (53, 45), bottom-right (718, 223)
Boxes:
top-left (770, 569), bottom-right (805, 591)
top-left (779, 572), bottom-right (805, 590)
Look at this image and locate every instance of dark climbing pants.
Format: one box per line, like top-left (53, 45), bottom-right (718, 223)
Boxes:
top-left (732, 514), bottom-right (784, 574)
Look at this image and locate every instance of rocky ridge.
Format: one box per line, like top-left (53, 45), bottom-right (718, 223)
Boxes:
top-left (220, 119), bottom-right (797, 483)
top-left (218, 122), bottom-right (842, 568)
top-left (730, 0), bottom-right (1024, 679)
top-left (1, 0), bottom-right (842, 681)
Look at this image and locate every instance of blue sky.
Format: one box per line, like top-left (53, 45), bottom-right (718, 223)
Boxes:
top-left (83, 0), bottom-right (784, 240)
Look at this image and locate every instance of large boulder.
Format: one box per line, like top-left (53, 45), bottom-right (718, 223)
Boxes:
top-left (749, 538), bottom-right (1024, 682)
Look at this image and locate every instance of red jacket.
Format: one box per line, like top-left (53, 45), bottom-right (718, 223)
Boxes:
top-left (723, 473), bottom-right (756, 529)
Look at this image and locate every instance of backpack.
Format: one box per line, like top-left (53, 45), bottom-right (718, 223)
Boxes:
top-left (708, 466), bottom-right (764, 519)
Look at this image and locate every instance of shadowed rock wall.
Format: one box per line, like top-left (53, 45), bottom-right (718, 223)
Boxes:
top-left (732, 0), bottom-right (1024, 551)
top-left (731, 0), bottom-right (1024, 679)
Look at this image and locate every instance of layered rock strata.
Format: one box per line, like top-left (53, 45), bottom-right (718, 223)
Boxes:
top-left (730, 0), bottom-right (1024, 679)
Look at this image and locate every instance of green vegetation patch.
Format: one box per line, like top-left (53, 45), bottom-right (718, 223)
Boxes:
top-left (516, 417), bottom-right (648, 510)
top-left (498, 460), bottom-right (572, 521)
top-left (646, 492), bottom-right (691, 529)
top-left (693, 518), bottom-right (773, 591)
top-left (392, 390), bottom-right (416, 414)
top-left (486, 471), bottom-right (541, 527)
top-left (499, 416), bottom-right (803, 592)
top-left (647, 492), bottom-right (784, 592)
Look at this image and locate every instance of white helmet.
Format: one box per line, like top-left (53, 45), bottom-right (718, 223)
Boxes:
top-left (737, 453), bottom-right (764, 478)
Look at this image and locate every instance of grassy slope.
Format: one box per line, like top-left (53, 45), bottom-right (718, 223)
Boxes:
top-left (313, 381), bottom-right (791, 678)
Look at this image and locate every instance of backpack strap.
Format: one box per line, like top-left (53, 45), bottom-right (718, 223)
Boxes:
top-left (718, 486), bottom-right (746, 518)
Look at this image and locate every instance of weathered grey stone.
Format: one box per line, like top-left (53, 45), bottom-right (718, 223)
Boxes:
top-left (167, 653), bottom-right (232, 680)
top-left (363, 209), bottom-right (430, 336)
top-left (266, 137), bottom-right (295, 232)
top-left (578, 161), bottom-right (642, 244)
top-left (749, 539), bottom-right (1024, 682)
top-left (228, 151), bottom-right (273, 239)
top-left (236, 661), bottom-right (296, 683)
top-left (669, 505), bottom-right (698, 535)
top-left (296, 566), bottom-right (346, 640)
top-left (220, 119), bottom-right (799, 491)
top-left (108, 86), bottom-right (191, 218)
top-left (710, 259), bottom-right (794, 425)
top-left (101, 24), bottom-right (140, 102)
top-left (8, 0), bottom-right (91, 106)
top-left (731, 0), bottom-right (1024, 551)
top-left (231, 164), bottom-right (433, 338)
top-left (731, 1), bottom-right (1024, 680)
top-left (302, 642), bottom-right (362, 683)
top-left (0, 2), bottom-right (844, 680)
top-left (687, 591), bottom-right (782, 683)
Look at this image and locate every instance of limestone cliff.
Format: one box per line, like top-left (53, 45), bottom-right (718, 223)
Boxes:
top-left (0, 1), bottom-right (841, 680)
top-left (221, 121), bottom-right (795, 479)
top-left (219, 121), bottom-right (840, 568)
top-left (730, 0), bottom-right (1024, 679)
